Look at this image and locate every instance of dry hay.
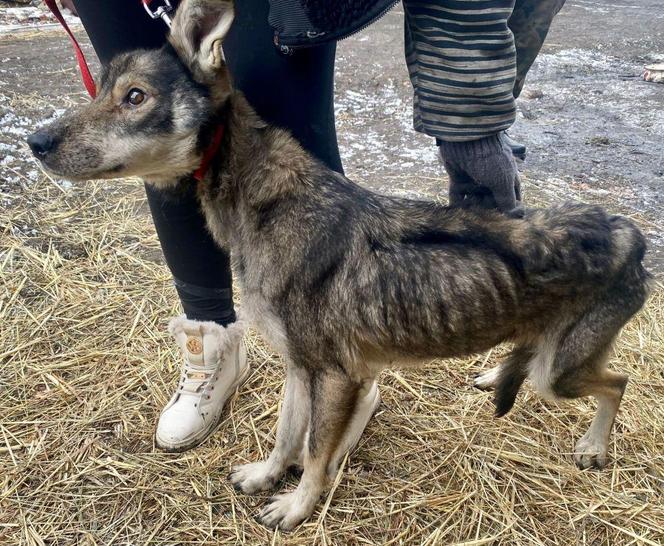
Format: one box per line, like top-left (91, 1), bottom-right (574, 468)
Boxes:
top-left (1, 174), bottom-right (662, 546)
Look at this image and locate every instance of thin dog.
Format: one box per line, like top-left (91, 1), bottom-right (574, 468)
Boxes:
top-left (28, 0), bottom-right (652, 530)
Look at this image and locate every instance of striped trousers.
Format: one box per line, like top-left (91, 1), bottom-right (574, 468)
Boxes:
top-left (403, 0), bottom-right (566, 142)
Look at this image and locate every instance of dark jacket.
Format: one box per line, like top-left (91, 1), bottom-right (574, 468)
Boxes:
top-left (268, 0), bottom-right (399, 53)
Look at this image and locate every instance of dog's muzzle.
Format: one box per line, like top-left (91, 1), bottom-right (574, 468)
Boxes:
top-left (27, 131), bottom-right (56, 159)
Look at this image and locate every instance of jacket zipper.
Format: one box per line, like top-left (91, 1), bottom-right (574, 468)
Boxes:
top-left (275, 0), bottom-right (400, 55)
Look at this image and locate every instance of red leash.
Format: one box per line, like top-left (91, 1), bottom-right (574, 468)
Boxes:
top-left (43, 0), bottom-right (96, 98)
top-left (42, 0), bottom-right (174, 98)
top-left (43, 0), bottom-right (224, 180)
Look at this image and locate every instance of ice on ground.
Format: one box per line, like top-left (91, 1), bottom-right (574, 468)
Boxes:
top-left (0, 5), bottom-right (80, 35)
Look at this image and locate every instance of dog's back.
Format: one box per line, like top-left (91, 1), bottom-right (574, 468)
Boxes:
top-left (522, 204), bottom-right (648, 289)
top-left (305, 195), bottom-right (650, 373)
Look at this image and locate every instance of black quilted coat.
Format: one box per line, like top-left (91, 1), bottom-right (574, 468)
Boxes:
top-left (267, 0), bottom-right (399, 53)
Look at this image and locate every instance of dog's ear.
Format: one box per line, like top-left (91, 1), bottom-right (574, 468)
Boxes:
top-left (169, 0), bottom-right (234, 78)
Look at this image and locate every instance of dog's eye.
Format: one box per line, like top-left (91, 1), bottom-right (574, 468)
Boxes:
top-left (126, 88), bottom-right (146, 106)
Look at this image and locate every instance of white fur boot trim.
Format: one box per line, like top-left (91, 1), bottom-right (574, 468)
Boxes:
top-left (155, 314), bottom-right (249, 451)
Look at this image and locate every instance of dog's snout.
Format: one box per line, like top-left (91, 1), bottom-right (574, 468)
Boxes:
top-left (27, 132), bottom-right (55, 158)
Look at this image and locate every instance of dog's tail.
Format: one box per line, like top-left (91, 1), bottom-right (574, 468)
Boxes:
top-left (493, 346), bottom-right (535, 418)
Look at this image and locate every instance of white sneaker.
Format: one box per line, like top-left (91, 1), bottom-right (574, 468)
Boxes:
top-left (155, 316), bottom-right (250, 452)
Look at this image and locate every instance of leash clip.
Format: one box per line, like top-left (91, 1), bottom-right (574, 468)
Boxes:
top-left (143, 0), bottom-right (173, 28)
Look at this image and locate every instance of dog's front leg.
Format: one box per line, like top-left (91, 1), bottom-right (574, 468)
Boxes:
top-left (229, 364), bottom-right (310, 494)
top-left (258, 368), bottom-right (361, 531)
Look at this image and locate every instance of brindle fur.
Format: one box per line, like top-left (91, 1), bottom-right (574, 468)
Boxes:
top-left (29, 0), bottom-right (652, 530)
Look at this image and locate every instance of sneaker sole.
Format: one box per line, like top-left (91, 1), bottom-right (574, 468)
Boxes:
top-left (155, 362), bottom-right (251, 453)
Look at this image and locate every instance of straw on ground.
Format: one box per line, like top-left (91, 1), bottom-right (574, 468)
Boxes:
top-left (1, 175), bottom-right (662, 545)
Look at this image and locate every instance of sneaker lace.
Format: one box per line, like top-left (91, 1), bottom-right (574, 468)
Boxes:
top-left (178, 362), bottom-right (215, 397)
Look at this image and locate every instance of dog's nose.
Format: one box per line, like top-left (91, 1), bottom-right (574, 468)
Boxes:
top-left (27, 132), bottom-right (55, 158)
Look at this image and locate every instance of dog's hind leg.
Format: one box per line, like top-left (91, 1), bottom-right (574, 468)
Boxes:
top-left (473, 346), bottom-right (535, 417)
top-left (550, 344), bottom-right (628, 470)
top-left (258, 367), bottom-right (361, 531)
top-left (473, 365), bottom-right (501, 390)
top-left (571, 366), bottom-right (627, 470)
top-left (229, 364), bottom-right (310, 494)
top-left (546, 296), bottom-right (637, 469)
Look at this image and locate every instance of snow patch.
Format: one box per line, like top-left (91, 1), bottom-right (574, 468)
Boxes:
top-left (0, 5), bottom-right (80, 35)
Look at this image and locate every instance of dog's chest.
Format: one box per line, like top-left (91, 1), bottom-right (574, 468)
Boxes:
top-left (238, 280), bottom-right (290, 361)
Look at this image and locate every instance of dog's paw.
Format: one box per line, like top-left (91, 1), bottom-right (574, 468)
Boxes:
top-left (257, 489), bottom-right (317, 531)
top-left (574, 432), bottom-right (609, 470)
top-left (228, 461), bottom-right (282, 495)
top-left (473, 366), bottom-right (500, 391)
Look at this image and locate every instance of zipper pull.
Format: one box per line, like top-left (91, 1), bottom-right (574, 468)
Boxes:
top-left (273, 33), bottom-right (293, 56)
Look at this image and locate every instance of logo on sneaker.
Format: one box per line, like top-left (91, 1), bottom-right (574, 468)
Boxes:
top-left (186, 336), bottom-right (203, 355)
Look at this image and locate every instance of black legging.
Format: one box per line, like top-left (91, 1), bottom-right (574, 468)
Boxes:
top-left (73, 0), bottom-right (342, 325)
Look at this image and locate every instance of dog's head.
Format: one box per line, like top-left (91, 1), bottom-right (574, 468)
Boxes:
top-left (27, 0), bottom-right (234, 186)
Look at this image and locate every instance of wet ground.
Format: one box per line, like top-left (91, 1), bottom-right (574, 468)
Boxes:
top-left (1, 0), bottom-right (662, 272)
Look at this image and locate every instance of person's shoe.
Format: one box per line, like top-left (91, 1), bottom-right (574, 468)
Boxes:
top-left (502, 131), bottom-right (527, 161)
top-left (155, 316), bottom-right (250, 452)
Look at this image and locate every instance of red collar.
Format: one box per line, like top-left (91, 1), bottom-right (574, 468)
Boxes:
top-left (193, 125), bottom-right (225, 181)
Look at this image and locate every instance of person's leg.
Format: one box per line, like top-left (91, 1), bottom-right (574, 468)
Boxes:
top-left (74, 0), bottom-right (236, 325)
top-left (223, 0), bottom-right (342, 173)
top-left (73, 0), bottom-right (241, 451)
top-left (509, 0), bottom-right (567, 98)
top-left (71, 0), bottom-right (346, 452)
top-left (73, 0), bottom-right (342, 324)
